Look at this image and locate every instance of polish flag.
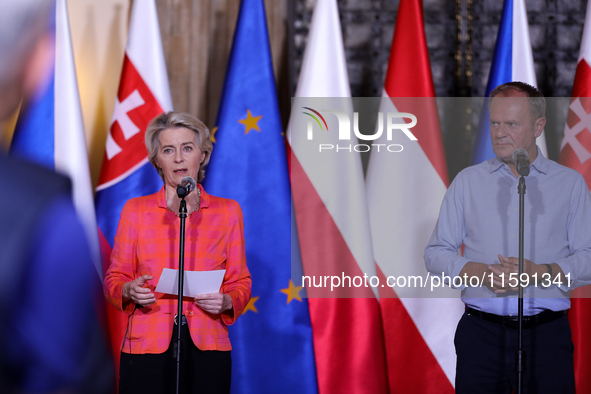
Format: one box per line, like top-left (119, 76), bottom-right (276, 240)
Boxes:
top-left (365, 0), bottom-right (464, 392)
top-left (95, 0), bottom-right (172, 380)
top-left (287, 0), bottom-right (388, 392)
top-left (559, 1), bottom-right (591, 391)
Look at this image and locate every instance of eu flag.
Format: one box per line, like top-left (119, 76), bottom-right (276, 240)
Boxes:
top-left (203, 0), bottom-right (318, 393)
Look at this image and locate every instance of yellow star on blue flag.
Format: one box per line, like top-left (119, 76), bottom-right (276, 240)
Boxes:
top-left (280, 280), bottom-right (303, 304)
top-left (243, 296), bottom-right (259, 313)
top-left (238, 109), bottom-right (262, 135)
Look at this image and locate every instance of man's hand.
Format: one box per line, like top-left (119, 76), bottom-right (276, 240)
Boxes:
top-left (498, 255), bottom-right (543, 276)
top-left (194, 293), bottom-right (233, 314)
top-left (122, 275), bottom-right (156, 306)
top-left (460, 261), bottom-right (498, 292)
top-left (487, 262), bottom-right (516, 293)
top-left (487, 255), bottom-right (545, 294)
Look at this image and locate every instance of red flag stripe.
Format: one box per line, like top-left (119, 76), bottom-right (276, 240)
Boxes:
top-left (561, 53), bottom-right (591, 394)
top-left (291, 153), bottom-right (389, 393)
top-left (377, 266), bottom-right (454, 393)
top-left (384, 0), bottom-right (448, 186)
top-left (368, 0), bottom-right (461, 391)
top-left (97, 56), bottom-right (163, 186)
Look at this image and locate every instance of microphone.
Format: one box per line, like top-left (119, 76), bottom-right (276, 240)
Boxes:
top-left (512, 149), bottom-right (530, 177)
top-left (177, 176), bottom-right (196, 198)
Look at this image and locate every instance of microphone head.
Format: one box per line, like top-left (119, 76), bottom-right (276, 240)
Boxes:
top-left (512, 148), bottom-right (528, 163)
top-left (177, 176), bottom-right (197, 198)
top-left (180, 176), bottom-right (197, 192)
top-left (512, 148), bottom-right (530, 176)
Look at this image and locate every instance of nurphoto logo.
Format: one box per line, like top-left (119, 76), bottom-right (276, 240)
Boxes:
top-left (301, 107), bottom-right (418, 153)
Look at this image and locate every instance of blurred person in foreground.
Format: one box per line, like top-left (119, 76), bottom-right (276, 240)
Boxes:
top-left (104, 111), bottom-right (251, 394)
top-left (0, 1), bottom-right (112, 393)
top-left (425, 82), bottom-right (591, 393)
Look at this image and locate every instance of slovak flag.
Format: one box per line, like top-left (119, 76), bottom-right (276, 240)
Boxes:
top-left (95, 0), bottom-right (172, 373)
top-left (11, 0), bottom-right (101, 276)
top-left (471, 0), bottom-right (548, 164)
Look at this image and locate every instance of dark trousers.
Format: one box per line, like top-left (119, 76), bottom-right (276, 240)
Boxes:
top-left (119, 323), bottom-right (231, 394)
top-left (455, 312), bottom-right (575, 394)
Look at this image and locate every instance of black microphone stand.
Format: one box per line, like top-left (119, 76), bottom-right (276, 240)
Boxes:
top-left (175, 184), bottom-right (190, 394)
top-left (516, 175), bottom-right (526, 394)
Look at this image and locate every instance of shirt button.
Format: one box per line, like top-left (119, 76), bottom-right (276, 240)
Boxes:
top-left (514, 208), bottom-right (517, 212)
top-left (511, 234), bottom-right (514, 238)
top-left (187, 310), bottom-right (194, 317)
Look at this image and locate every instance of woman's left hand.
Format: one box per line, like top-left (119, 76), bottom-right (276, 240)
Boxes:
top-left (194, 293), bottom-right (233, 314)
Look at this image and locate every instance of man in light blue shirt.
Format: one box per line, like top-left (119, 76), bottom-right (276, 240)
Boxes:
top-left (425, 82), bottom-right (591, 393)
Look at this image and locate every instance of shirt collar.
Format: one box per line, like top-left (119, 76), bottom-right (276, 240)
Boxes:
top-left (530, 146), bottom-right (548, 175)
top-left (488, 146), bottom-right (548, 175)
top-left (157, 183), bottom-right (210, 209)
top-left (489, 157), bottom-right (505, 173)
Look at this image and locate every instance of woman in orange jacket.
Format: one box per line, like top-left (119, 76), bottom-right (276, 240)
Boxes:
top-left (104, 111), bottom-right (251, 393)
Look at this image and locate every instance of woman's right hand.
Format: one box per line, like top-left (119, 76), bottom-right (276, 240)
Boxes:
top-left (122, 275), bottom-right (156, 306)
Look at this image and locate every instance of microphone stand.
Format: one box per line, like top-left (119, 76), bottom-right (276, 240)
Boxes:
top-left (175, 186), bottom-right (189, 394)
top-left (516, 175), bottom-right (526, 394)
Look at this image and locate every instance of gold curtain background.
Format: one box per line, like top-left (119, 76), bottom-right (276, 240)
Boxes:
top-left (0, 0), bottom-right (289, 189)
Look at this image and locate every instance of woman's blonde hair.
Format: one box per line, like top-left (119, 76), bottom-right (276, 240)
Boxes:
top-left (145, 111), bottom-right (213, 183)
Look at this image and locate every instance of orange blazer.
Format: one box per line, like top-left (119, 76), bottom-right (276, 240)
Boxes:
top-left (104, 184), bottom-right (251, 354)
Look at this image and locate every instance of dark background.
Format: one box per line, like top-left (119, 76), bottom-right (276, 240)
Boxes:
top-left (290, 0), bottom-right (588, 178)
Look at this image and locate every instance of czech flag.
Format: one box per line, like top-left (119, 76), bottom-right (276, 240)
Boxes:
top-left (471, 0), bottom-right (547, 164)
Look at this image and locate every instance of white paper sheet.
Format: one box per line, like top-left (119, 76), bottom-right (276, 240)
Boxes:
top-left (154, 268), bottom-right (226, 297)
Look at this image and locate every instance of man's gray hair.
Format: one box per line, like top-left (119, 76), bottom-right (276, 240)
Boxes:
top-left (488, 81), bottom-right (546, 123)
top-left (0, 0), bottom-right (53, 85)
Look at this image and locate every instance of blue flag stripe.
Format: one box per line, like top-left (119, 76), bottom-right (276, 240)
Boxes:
top-left (11, 76), bottom-right (56, 169)
top-left (96, 162), bottom-right (162, 246)
top-left (10, 0), bottom-right (57, 169)
top-left (471, 0), bottom-right (513, 165)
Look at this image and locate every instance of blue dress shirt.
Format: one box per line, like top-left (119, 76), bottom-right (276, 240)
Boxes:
top-left (425, 147), bottom-right (591, 316)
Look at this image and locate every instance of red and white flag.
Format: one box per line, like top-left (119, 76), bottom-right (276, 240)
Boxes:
top-left (365, 0), bottom-right (464, 392)
top-left (95, 0), bottom-right (172, 381)
top-left (559, 1), bottom-right (591, 391)
top-left (287, 0), bottom-right (388, 392)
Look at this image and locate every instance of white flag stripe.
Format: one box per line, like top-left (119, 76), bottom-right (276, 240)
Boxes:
top-left (367, 95), bottom-right (453, 297)
top-left (127, 0), bottom-right (173, 113)
top-left (579, 0), bottom-right (591, 64)
top-left (292, 0), bottom-right (350, 99)
top-left (401, 297), bottom-right (465, 384)
top-left (366, 92), bottom-right (464, 384)
top-left (512, 0), bottom-right (547, 157)
top-left (288, 0), bottom-right (377, 285)
top-left (511, 0), bottom-right (536, 87)
top-left (54, 0), bottom-right (101, 277)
